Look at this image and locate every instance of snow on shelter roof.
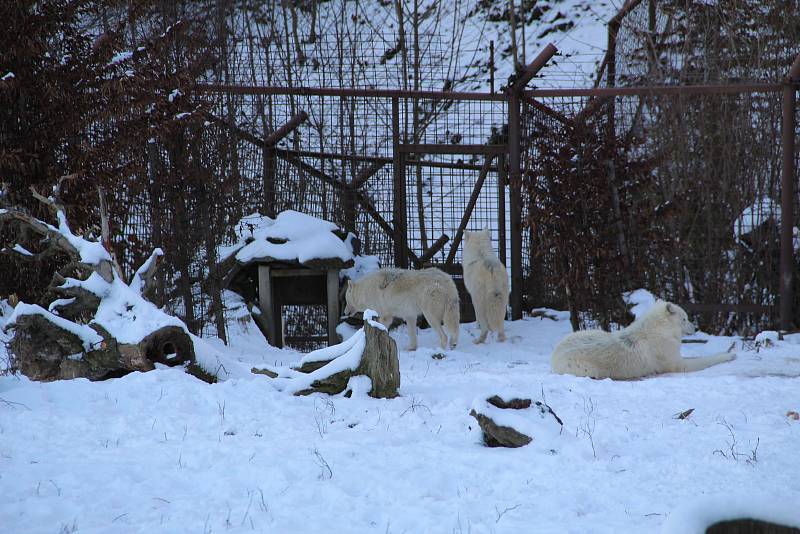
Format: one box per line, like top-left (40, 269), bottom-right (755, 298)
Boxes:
top-left (220, 210), bottom-right (354, 267)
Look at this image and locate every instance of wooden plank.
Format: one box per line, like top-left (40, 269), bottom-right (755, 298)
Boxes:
top-left (258, 265), bottom-right (279, 348)
top-left (270, 269), bottom-right (326, 277)
top-left (327, 270), bottom-right (340, 346)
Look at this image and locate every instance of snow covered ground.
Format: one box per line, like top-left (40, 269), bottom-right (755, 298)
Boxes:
top-left (2, 310), bottom-right (800, 533)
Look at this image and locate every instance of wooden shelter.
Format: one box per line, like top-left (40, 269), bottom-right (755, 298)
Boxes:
top-left (217, 211), bottom-right (356, 350)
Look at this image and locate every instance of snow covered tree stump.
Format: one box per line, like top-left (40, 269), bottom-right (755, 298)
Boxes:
top-left (470, 394), bottom-right (564, 448)
top-left (255, 312), bottom-right (400, 398)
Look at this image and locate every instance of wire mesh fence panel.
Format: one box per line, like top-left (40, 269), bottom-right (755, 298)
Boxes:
top-left (520, 86), bottom-right (789, 334)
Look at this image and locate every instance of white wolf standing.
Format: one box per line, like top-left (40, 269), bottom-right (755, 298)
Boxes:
top-left (550, 301), bottom-right (735, 379)
top-left (344, 268), bottom-right (460, 351)
top-left (462, 229), bottom-right (510, 343)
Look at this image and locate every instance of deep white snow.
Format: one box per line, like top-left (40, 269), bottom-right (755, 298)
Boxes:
top-left (2, 307), bottom-right (799, 533)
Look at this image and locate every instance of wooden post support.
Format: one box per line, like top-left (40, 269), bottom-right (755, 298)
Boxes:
top-left (258, 265), bottom-right (279, 347)
top-left (326, 269), bottom-right (340, 345)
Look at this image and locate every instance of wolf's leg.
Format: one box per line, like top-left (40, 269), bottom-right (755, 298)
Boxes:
top-left (443, 299), bottom-right (460, 349)
top-left (675, 352), bottom-right (735, 373)
top-left (488, 304), bottom-right (506, 342)
top-left (421, 308), bottom-right (448, 349)
top-left (379, 314), bottom-right (394, 330)
top-left (404, 316), bottom-right (418, 351)
top-left (474, 303), bottom-right (489, 344)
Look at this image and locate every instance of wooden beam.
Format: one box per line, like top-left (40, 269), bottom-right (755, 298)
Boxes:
top-left (257, 265), bottom-right (279, 347)
top-left (327, 270), bottom-right (340, 345)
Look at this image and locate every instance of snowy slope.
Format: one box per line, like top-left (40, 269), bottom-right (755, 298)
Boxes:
top-left (2, 311), bottom-right (799, 533)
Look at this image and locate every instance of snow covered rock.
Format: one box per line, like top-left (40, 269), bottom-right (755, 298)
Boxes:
top-left (662, 495), bottom-right (800, 534)
top-left (470, 393), bottom-right (564, 448)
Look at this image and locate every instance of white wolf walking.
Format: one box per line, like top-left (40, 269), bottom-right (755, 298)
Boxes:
top-left (344, 268), bottom-right (460, 351)
top-left (551, 301), bottom-right (735, 379)
top-left (462, 229), bottom-right (509, 343)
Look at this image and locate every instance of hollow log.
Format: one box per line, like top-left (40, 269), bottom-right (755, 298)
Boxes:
top-left (9, 316), bottom-right (194, 381)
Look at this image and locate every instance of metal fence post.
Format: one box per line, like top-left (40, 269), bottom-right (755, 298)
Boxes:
top-left (392, 97), bottom-right (408, 268)
top-left (508, 95), bottom-right (523, 320)
top-left (508, 43), bottom-right (559, 320)
top-left (780, 54), bottom-right (800, 330)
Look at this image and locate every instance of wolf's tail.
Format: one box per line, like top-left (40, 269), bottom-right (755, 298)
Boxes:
top-left (444, 297), bottom-right (460, 348)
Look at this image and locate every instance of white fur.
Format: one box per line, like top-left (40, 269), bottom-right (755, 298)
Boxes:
top-left (550, 301), bottom-right (736, 379)
top-left (344, 268), bottom-right (460, 351)
top-left (462, 230), bottom-right (510, 344)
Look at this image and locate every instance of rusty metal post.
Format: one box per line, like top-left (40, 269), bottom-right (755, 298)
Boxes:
top-left (489, 40), bottom-right (495, 95)
top-left (497, 153), bottom-right (507, 265)
top-left (263, 145), bottom-right (276, 218)
top-left (780, 54), bottom-right (800, 330)
top-left (508, 95), bottom-right (523, 319)
top-left (392, 97), bottom-right (409, 268)
top-left (507, 44), bottom-right (559, 320)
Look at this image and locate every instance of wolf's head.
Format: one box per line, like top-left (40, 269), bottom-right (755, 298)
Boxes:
top-left (463, 229), bottom-right (492, 256)
top-left (651, 301), bottom-right (695, 335)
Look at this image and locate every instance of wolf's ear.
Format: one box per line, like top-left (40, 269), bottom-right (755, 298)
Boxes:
top-left (665, 302), bottom-right (676, 315)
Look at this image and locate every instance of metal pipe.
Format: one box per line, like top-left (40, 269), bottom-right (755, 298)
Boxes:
top-left (508, 94), bottom-right (523, 320)
top-left (524, 83), bottom-right (783, 97)
top-left (398, 143), bottom-right (508, 155)
top-left (264, 111), bottom-right (308, 146)
top-left (511, 43), bottom-right (558, 94)
top-left (198, 82), bottom-right (785, 100)
top-left (197, 83), bottom-right (509, 102)
top-left (392, 97), bottom-right (409, 268)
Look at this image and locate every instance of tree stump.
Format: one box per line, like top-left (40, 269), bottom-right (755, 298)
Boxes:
top-left (355, 321), bottom-right (400, 398)
top-left (261, 317), bottom-right (401, 398)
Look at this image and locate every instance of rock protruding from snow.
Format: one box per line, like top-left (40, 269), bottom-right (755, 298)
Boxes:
top-left (470, 393), bottom-right (564, 448)
top-left (255, 312), bottom-right (400, 398)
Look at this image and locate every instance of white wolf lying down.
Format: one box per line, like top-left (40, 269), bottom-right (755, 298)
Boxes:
top-left (463, 229), bottom-right (509, 344)
top-left (344, 268), bottom-right (460, 351)
top-left (551, 301), bottom-right (735, 379)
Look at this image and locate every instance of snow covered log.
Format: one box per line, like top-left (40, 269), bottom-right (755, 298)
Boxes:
top-left (254, 312), bottom-right (400, 398)
top-left (470, 394), bottom-right (564, 448)
top-left (1, 188), bottom-right (196, 381)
